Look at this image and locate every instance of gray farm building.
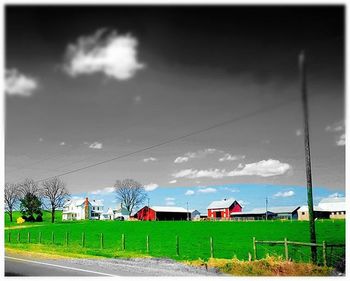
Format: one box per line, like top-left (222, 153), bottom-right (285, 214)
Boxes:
top-left (231, 206), bottom-right (300, 221)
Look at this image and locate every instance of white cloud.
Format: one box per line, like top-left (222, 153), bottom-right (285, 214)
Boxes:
top-left (165, 197), bottom-right (175, 206)
top-left (228, 159), bottom-right (291, 177)
top-left (172, 159), bottom-right (291, 179)
top-left (185, 190), bottom-right (195, 196)
top-left (60, 142), bottom-right (66, 146)
top-left (274, 190), bottom-right (295, 198)
top-left (197, 187), bottom-right (217, 194)
top-left (328, 192), bottom-right (344, 198)
top-left (89, 142), bottom-right (103, 149)
top-left (296, 129), bottom-right (303, 136)
top-left (143, 157), bottom-right (157, 163)
top-left (174, 156), bottom-right (190, 163)
top-left (169, 180), bottom-right (177, 184)
top-left (144, 183), bottom-right (159, 191)
top-left (219, 153), bottom-right (245, 162)
top-left (89, 187), bottom-right (115, 195)
top-left (5, 69), bottom-right (38, 97)
top-left (174, 148), bottom-right (219, 164)
top-left (38, 138), bottom-right (44, 142)
top-left (325, 121), bottom-right (344, 132)
top-left (336, 134), bottom-right (345, 146)
top-left (63, 28), bottom-right (144, 80)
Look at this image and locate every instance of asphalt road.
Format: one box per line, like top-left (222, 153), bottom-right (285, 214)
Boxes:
top-left (5, 252), bottom-right (219, 276)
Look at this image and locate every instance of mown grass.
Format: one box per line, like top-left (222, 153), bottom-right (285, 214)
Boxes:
top-left (5, 211), bottom-right (345, 265)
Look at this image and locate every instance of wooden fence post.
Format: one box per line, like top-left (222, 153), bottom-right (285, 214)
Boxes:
top-left (210, 236), bottom-right (214, 258)
top-left (28, 232), bottom-right (30, 243)
top-left (100, 233), bottom-right (104, 249)
top-left (284, 238), bottom-right (289, 261)
top-left (82, 232), bottom-right (85, 247)
top-left (17, 232), bottom-right (20, 243)
top-left (146, 235), bottom-right (150, 253)
top-left (65, 232), bottom-right (68, 246)
top-left (52, 232), bottom-right (55, 244)
top-left (121, 234), bottom-right (125, 251)
top-left (176, 235), bottom-right (179, 256)
top-left (253, 237), bottom-right (257, 260)
top-left (248, 252), bottom-right (252, 261)
top-left (323, 241), bottom-right (327, 267)
top-left (8, 232), bottom-right (11, 243)
top-left (39, 232), bottom-right (42, 244)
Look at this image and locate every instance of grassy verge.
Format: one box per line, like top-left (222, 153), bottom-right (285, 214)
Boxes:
top-left (188, 256), bottom-right (333, 276)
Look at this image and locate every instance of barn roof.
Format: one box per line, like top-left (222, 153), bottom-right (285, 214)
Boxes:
top-left (299, 205), bottom-right (325, 212)
top-left (90, 200), bottom-right (104, 207)
top-left (63, 198), bottom-right (86, 207)
top-left (207, 198), bottom-right (236, 209)
top-left (317, 197), bottom-right (346, 212)
top-left (151, 206), bottom-right (189, 213)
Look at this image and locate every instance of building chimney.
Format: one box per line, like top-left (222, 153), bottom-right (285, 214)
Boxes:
top-left (84, 197), bottom-right (89, 220)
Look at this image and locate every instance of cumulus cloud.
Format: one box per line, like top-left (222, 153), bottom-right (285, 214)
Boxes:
top-left (144, 183), bottom-right (159, 191)
top-left (63, 28), bottom-right (144, 80)
top-left (274, 190), bottom-right (295, 198)
top-left (90, 186), bottom-right (115, 195)
top-left (336, 134), bottom-right (345, 146)
top-left (325, 121), bottom-right (344, 132)
top-left (197, 187), bottom-right (217, 194)
top-left (89, 142), bottom-right (103, 149)
top-left (165, 197), bottom-right (175, 206)
top-left (5, 68), bottom-right (38, 97)
top-left (185, 190), bottom-right (195, 196)
top-left (60, 142), bottom-right (66, 146)
top-left (328, 192), bottom-right (344, 198)
top-left (174, 148), bottom-right (219, 164)
top-left (38, 138), bottom-right (44, 142)
top-left (228, 159), bottom-right (291, 177)
top-left (143, 157), bottom-right (157, 163)
top-left (169, 180), bottom-right (177, 184)
top-left (219, 153), bottom-right (245, 162)
top-left (172, 159), bottom-right (291, 179)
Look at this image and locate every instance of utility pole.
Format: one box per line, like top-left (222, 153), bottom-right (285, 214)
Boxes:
top-left (186, 202), bottom-right (189, 221)
top-left (147, 198), bottom-right (150, 221)
top-left (265, 197), bottom-right (268, 221)
top-left (299, 51), bottom-right (317, 263)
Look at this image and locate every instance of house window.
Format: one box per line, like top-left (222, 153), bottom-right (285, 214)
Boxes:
top-left (301, 212), bottom-right (305, 215)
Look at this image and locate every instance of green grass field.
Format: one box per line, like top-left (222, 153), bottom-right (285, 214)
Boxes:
top-left (5, 211), bottom-right (345, 265)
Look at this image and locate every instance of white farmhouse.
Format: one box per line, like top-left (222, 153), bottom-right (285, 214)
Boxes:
top-left (62, 197), bottom-right (104, 221)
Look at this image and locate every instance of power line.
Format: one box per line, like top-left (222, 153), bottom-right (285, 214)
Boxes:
top-left (31, 97), bottom-right (298, 184)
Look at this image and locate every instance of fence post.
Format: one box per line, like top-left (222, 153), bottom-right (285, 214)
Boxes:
top-left (100, 233), bottom-right (104, 249)
top-left (146, 235), bottom-right (150, 253)
top-left (82, 232), bottom-right (85, 247)
top-left (8, 232), bottom-right (11, 243)
top-left (17, 232), bottom-right (20, 243)
top-left (39, 232), bottom-right (42, 244)
top-left (121, 234), bottom-right (125, 251)
top-left (248, 252), bottom-right (252, 261)
top-left (52, 232), bottom-right (55, 244)
top-left (176, 235), bottom-right (179, 256)
top-left (210, 236), bottom-right (214, 258)
top-left (65, 232), bottom-right (68, 246)
top-left (284, 238), bottom-right (289, 261)
top-left (253, 237), bottom-right (257, 260)
top-left (28, 232), bottom-right (30, 243)
top-left (323, 241), bottom-right (327, 267)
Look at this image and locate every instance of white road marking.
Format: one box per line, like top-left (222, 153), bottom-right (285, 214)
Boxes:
top-left (5, 256), bottom-right (116, 276)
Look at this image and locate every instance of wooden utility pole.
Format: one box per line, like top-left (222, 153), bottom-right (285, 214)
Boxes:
top-left (265, 197), bottom-right (268, 221)
top-left (299, 51), bottom-right (317, 263)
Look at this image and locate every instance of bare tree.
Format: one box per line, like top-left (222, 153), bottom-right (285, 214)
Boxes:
top-left (41, 177), bottom-right (70, 223)
top-left (18, 178), bottom-right (40, 198)
top-left (5, 183), bottom-right (20, 222)
top-left (114, 179), bottom-right (147, 216)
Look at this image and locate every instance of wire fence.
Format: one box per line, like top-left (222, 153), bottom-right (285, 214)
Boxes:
top-left (5, 229), bottom-right (345, 271)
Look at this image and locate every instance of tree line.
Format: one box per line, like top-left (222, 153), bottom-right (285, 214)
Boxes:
top-left (5, 177), bottom-right (148, 222)
top-left (5, 177), bottom-right (70, 223)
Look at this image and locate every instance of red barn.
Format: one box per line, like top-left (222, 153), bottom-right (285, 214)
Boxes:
top-left (136, 206), bottom-right (190, 221)
top-left (207, 198), bottom-right (242, 220)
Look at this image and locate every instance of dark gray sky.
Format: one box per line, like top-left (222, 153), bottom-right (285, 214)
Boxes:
top-left (5, 5), bottom-right (345, 194)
